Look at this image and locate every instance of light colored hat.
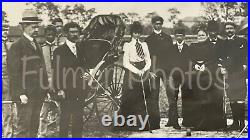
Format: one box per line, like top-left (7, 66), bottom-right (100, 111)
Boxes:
top-left (19, 9), bottom-right (42, 24)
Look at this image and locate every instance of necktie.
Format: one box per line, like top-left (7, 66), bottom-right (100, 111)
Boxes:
top-left (72, 45), bottom-right (77, 56)
top-left (135, 39), bottom-right (145, 59)
top-left (30, 40), bottom-right (37, 50)
top-left (49, 45), bottom-right (53, 61)
top-left (211, 39), bottom-right (216, 44)
top-left (178, 45), bottom-right (183, 52)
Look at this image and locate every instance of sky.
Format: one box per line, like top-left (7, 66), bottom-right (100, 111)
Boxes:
top-left (2, 2), bottom-right (204, 27)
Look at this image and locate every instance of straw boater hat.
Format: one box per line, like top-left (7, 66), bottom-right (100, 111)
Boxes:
top-left (19, 9), bottom-right (42, 24)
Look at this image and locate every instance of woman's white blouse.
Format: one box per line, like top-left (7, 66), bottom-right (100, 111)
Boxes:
top-left (123, 38), bottom-right (151, 74)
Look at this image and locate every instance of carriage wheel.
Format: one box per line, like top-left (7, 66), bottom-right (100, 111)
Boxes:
top-left (93, 64), bottom-right (126, 130)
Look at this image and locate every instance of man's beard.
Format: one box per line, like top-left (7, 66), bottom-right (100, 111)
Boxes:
top-left (69, 36), bottom-right (78, 42)
top-left (227, 32), bottom-right (234, 37)
top-left (32, 31), bottom-right (39, 37)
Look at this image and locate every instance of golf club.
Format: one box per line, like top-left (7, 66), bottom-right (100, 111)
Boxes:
top-left (140, 74), bottom-right (152, 133)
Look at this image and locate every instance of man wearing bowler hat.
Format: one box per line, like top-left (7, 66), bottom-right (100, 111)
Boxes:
top-left (7, 9), bottom-right (48, 137)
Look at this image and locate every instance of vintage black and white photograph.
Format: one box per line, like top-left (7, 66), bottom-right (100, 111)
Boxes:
top-left (2, 2), bottom-right (248, 138)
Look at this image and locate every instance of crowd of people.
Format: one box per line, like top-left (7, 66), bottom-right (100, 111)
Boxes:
top-left (2, 9), bottom-right (248, 138)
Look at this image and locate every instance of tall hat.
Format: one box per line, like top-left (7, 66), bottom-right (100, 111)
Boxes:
top-left (207, 20), bottom-right (219, 32)
top-left (19, 9), bottom-right (42, 24)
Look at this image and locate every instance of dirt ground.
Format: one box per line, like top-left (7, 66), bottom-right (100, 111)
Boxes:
top-left (126, 118), bottom-right (248, 138)
top-left (44, 118), bottom-right (247, 138)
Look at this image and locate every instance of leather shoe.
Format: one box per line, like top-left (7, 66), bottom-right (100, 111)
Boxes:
top-left (173, 124), bottom-right (181, 130)
top-left (165, 121), bottom-right (172, 127)
top-left (239, 120), bottom-right (246, 131)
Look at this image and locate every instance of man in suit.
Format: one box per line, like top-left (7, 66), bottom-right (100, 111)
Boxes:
top-left (53, 22), bottom-right (88, 137)
top-left (145, 16), bottom-right (178, 129)
top-left (7, 9), bottom-right (48, 137)
top-left (52, 18), bottom-right (66, 46)
top-left (38, 25), bottom-right (60, 137)
top-left (221, 22), bottom-right (247, 131)
top-left (168, 28), bottom-right (190, 128)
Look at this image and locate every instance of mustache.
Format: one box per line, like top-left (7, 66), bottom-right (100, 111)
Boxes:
top-left (72, 36), bottom-right (78, 39)
top-left (32, 31), bottom-right (39, 36)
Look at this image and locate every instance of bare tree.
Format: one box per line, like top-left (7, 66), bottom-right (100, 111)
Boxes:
top-left (201, 2), bottom-right (248, 22)
top-left (167, 8), bottom-right (181, 26)
top-left (61, 4), bottom-right (96, 28)
top-left (26, 2), bottom-right (60, 24)
top-left (126, 12), bottom-right (142, 24)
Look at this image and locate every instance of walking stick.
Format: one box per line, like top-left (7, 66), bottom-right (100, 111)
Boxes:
top-left (140, 75), bottom-right (152, 133)
top-left (223, 76), bottom-right (227, 120)
top-left (236, 124), bottom-right (248, 138)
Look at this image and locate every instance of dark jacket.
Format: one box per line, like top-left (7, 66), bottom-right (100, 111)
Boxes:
top-left (171, 42), bottom-right (190, 72)
top-left (220, 35), bottom-right (247, 73)
top-left (145, 32), bottom-right (174, 74)
top-left (52, 42), bottom-right (88, 93)
top-left (188, 38), bottom-right (224, 73)
top-left (7, 35), bottom-right (48, 101)
top-left (221, 35), bottom-right (247, 101)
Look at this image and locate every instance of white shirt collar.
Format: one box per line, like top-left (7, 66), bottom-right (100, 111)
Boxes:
top-left (46, 40), bottom-right (56, 46)
top-left (131, 38), bottom-right (141, 44)
top-left (209, 37), bottom-right (217, 41)
top-left (66, 39), bottom-right (76, 47)
top-left (177, 40), bottom-right (184, 52)
top-left (176, 40), bottom-right (184, 46)
top-left (153, 29), bottom-right (162, 35)
top-left (23, 32), bottom-right (34, 42)
top-left (227, 34), bottom-right (236, 40)
top-left (66, 39), bottom-right (77, 56)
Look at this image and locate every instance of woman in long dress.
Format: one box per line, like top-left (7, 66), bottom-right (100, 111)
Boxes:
top-left (188, 28), bottom-right (226, 131)
top-left (181, 29), bottom-right (209, 128)
top-left (118, 21), bottom-right (160, 131)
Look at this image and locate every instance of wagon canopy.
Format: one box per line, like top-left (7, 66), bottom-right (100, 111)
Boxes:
top-left (82, 15), bottom-right (126, 43)
top-left (80, 15), bottom-right (126, 69)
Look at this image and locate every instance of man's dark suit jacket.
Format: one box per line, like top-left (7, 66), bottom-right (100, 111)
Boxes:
top-left (145, 32), bottom-right (174, 75)
top-left (53, 42), bottom-right (88, 99)
top-left (220, 36), bottom-right (247, 73)
top-left (7, 35), bottom-right (48, 101)
top-left (172, 43), bottom-right (190, 72)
